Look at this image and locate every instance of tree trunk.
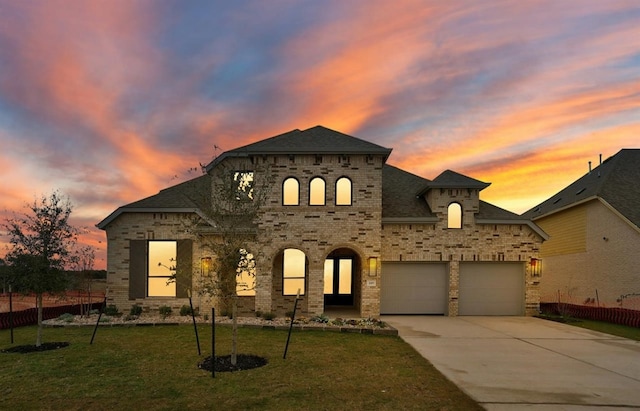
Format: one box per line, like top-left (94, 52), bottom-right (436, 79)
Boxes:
top-left (36, 293), bottom-right (43, 347)
top-left (231, 296), bottom-right (238, 366)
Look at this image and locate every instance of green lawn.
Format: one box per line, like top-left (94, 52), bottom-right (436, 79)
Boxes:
top-left (565, 319), bottom-right (640, 341)
top-left (0, 325), bottom-right (481, 410)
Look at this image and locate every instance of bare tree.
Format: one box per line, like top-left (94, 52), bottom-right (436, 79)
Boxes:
top-left (179, 160), bottom-right (273, 365)
top-left (2, 191), bottom-right (79, 346)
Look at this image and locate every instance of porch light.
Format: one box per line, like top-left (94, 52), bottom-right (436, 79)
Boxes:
top-left (368, 257), bottom-right (378, 277)
top-left (201, 257), bottom-right (213, 276)
top-left (530, 258), bottom-right (542, 277)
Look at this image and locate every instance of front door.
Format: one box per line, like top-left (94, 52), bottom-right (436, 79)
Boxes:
top-left (324, 258), bottom-right (354, 306)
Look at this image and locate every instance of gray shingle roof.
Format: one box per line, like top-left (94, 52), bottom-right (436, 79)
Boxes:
top-left (423, 170), bottom-right (491, 191)
top-left (523, 149), bottom-right (640, 229)
top-left (382, 164), bottom-right (435, 220)
top-left (205, 126), bottom-right (392, 172)
top-left (96, 175), bottom-right (210, 229)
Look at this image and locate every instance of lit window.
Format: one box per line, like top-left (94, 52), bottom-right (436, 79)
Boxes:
top-left (234, 171), bottom-right (254, 200)
top-left (283, 177), bottom-right (299, 205)
top-left (335, 177), bottom-right (352, 205)
top-left (148, 241), bottom-right (177, 297)
top-left (309, 177), bottom-right (325, 205)
top-left (236, 249), bottom-right (256, 296)
top-left (447, 203), bottom-right (462, 229)
top-left (283, 248), bottom-right (306, 295)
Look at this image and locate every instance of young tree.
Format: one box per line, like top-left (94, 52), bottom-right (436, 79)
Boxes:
top-left (70, 245), bottom-right (96, 317)
top-left (2, 191), bottom-right (79, 346)
top-left (182, 162), bottom-right (272, 366)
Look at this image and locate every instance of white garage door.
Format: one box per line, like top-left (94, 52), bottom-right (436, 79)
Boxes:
top-left (381, 262), bottom-right (447, 314)
top-left (459, 262), bottom-right (525, 315)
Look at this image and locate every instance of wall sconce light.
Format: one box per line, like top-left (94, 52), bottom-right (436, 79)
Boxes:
top-left (201, 257), bottom-right (213, 276)
top-left (530, 258), bottom-right (542, 277)
top-left (368, 257), bottom-right (378, 277)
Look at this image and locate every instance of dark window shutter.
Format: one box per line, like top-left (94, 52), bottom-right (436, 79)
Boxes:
top-left (129, 240), bottom-right (147, 299)
top-left (176, 240), bottom-right (193, 298)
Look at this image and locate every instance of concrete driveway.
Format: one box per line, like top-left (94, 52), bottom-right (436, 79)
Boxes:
top-left (383, 316), bottom-right (640, 410)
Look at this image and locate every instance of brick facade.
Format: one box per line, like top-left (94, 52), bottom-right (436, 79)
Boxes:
top-left (99, 127), bottom-right (545, 318)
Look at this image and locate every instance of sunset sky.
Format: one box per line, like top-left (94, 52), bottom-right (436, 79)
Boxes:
top-left (1, 1), bottom-right (638, 269)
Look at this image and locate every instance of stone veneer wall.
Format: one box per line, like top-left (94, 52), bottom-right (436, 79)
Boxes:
top-left (381, 187), bottom-right (543, 316)
top-left (103, 212), bottom-right (204, 312)
top-left (244, 153), bottom-right (385, 318)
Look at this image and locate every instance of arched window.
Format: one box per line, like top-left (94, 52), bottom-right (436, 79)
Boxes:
top-left (309, 177), bottom-right (325, 205)
top-left (447, 203), bottom-right (462, 229)
top-left (335, 177), bottom-right (352, 205)
top-left (282, 177), bottom-right (299, 205)
top-left (283, 248), bottom-right (306, 295)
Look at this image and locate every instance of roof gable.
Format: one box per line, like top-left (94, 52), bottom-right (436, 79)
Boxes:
top-left (524, 149), bottom-right (640, 229)
top-left (426, 170), bottom-right (491, 190)
top-left (205, 125), bottom-right (392, 171)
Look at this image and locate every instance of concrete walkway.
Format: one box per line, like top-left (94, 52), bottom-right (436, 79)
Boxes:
top-left (383, 316), bottom-right (640, 410)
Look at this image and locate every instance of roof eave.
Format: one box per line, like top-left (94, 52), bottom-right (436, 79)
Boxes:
top-left (476, 218), bottom-right (550, 240)
top-left (96, 207), bottom-right (205, 230)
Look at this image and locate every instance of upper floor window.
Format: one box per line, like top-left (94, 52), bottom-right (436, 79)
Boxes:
top-left (234, 171), bottom-right (254, 200)
top-left (283, 248), bottom-right (306, 295)
top-left (335, 177), bottom-right (352, 205)
top-left (309, 177), bottom-right (325, 205)
top-left (282, 177), bottom-right (299, 205)
top-left (447, 203), bottom-right (462, 229)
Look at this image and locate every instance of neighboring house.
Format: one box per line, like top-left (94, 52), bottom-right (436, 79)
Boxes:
top-left (524, 149), bottom-right (640, 309)
top-left (98, 126), bottom-right (547, 318)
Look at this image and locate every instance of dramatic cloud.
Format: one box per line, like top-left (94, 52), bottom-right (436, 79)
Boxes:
top-left (0, 0), bottom-right (638, 268)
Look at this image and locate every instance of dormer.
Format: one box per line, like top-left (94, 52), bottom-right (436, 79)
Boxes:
top-left (418, 170), bottom-right (490, 227)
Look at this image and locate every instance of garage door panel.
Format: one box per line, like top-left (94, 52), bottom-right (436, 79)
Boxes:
top-left (459, 263), bottom-right (524, 316)
top-left (381, 262), bottom-right (447, 314)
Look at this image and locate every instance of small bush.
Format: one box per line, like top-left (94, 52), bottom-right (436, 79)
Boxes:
top-left (124, 314), bottom-right (137, 321)
top-left (104, 305), bottom-right (119, 316)
top-left (159, 305), bottom-right (172, 319)
top-left (204, 313), bottom-right (209, 321)
top-left (99, 316), bottom-right (110, 323)
top-left (180, 305), bottom-right (198, 316)
top-left (255, 310), bottom-right (263, 318)
top-left (285, 311), bottom-right (294, 319)
top-left (89, 309), bottom-right (100, 315)
top-left (311, 314), bottom-right (330, 324)
top-left (262, 312), bottom-right (276, 321)
top-left (130, 305), bottom-right (143, 316)
top-left (58, 313), bottom-right (75, 323)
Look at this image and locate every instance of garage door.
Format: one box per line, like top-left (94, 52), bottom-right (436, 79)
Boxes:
top-left (459, 262), bottom-right (524, 315)
top-left (381, 262), bottom-right (447, 314)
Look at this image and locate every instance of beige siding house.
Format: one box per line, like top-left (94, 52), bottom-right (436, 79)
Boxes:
top-left (98, 126), bottom-right (547, 318)
top-left (524, 149), bottom-right (640, 309)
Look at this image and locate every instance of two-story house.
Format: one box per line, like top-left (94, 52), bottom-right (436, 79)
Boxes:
top-left (97, 126), bottom-right (547, 317)
top-left (524, 149), bottom-right (640, 309)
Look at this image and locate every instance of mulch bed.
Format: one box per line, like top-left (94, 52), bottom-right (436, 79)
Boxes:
top-left (1, 342), bottom-right (70, 353)
top-left (198, 354), bottom-right (267, 372)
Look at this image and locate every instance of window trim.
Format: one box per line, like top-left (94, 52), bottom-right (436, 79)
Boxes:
top-left (447, 202), bottom-right (463, 229)
top-left (335, 176), bottom-right (352, 206)
top-left (309, 176), bottom-right (326, 206)
top-left (282, 177), bottom-right (300, 206)
top-left (233, 170), bottom-right (255, 201)
top-left (282, 248), bottom-right (306, 296)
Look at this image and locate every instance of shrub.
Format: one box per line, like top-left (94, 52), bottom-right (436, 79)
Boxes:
top-left (89, 309), bottom-right (100, 315)
top-left (179, 304), bottom-right (198, 316)
top-left (159, 305), bottom-right (172, 319)
top-left (130, 305), bottom-right (143, 316)
top-left (255, 310), bottom-right (263, 318)
top-left (104, 305), bottom-right (119, 316)
top-left (311, 314), bottom-right (330, 324)
top-left (58, 313), bottom-right (75, 323)
top-left (262, 312), bottom-right (276, 321)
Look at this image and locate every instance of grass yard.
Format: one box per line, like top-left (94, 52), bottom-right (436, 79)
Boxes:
top-left (0, 325), bottom-right (481, 410)
top-left (565, 319), bottom-right (640, 341)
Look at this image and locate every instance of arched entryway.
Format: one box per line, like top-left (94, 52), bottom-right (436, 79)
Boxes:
top-left (323, 248), bottom-right (361, 312)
